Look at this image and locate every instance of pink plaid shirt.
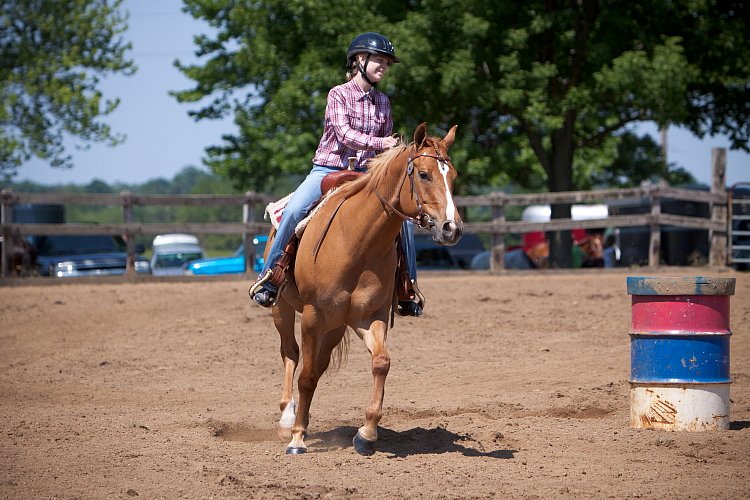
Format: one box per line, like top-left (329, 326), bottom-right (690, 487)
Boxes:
top-left (312, 79), bottom-right (393, 170)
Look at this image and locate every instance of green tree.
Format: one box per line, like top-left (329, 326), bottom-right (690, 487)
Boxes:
top-left (588, 131), bottom-right (696, 189)
top-left (174, 0), bottom-right (749, 266)
top-left (1, 0), bottom-right (135, 178)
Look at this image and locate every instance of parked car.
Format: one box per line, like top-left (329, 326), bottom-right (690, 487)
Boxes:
top-left (608, 191), bottom-right (710, 266)
top-left (470, 248), bottom-right (536, 270)
top-left (31, 234), bottom-right (150, 277)
top-left (150, 234), bottom-right (206, 276)
top-left (184, 235), bottom-right (268, 275)
top-left (414, 232), bottom-right (485, 269)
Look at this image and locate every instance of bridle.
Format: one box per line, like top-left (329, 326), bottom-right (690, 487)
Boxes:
top-left (375, 144), bottom-right (452, 229)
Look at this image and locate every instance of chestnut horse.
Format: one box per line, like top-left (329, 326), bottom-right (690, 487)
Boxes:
top-left (260, 123), bottom-right (462, 455)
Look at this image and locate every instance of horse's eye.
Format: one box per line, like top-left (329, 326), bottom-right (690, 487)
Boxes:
top-left (418, 171), bottom-right (429, 180)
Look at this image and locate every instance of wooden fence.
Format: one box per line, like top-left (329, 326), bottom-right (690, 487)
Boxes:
top-left (0, 190), bottom-right (274, 279)
top-left (0, 149), bottom-right (730, 280)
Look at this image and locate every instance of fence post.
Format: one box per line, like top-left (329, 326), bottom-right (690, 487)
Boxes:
top-left (1, 189), bottom-right (15, 279)
top-left (490, 193), bottom-right (506, 271)
top-left (648, 184), bottom-right (661, 268)
top-left (243, 192), bottom-right (256, 277)
top-left (709, 148), bottom-right (727, 267)
top-left (120, 191), bottom-right (135, 276)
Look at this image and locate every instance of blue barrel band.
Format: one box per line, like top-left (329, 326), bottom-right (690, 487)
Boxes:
top-left (630, 335), bottom-right (731, 384)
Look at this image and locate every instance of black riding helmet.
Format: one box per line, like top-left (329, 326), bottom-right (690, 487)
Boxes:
top-left (347, 32), bottom-right (400, 63)
top-left (347, 32), bottom-right (399, 86)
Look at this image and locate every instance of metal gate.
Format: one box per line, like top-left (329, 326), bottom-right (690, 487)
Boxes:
top-left (728, 182), bottom-right (750, 269)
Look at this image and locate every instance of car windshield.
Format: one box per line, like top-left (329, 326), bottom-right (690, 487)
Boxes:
top-left (34, 235), bottom-right (126, 256)
top-left (153, 252), bottom-right (204, 269)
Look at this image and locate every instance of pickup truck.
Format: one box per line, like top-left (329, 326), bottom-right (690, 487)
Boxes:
top-left (32, 234), bottom-right (151, 277)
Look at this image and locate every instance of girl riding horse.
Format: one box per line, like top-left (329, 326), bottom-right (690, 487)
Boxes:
top-left (250, 32), bottom-right (423, 317)
top-left (263, 122), bottom-right (461, 455)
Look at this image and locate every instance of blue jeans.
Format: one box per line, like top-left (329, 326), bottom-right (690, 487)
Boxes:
top-left (260, 164), bottom-right (418, 285)
top-left (400, 220), bottom-right (417, 280)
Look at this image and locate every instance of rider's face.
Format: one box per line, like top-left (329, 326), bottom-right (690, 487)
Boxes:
top-left (358, 54), bottom-right (392, 83)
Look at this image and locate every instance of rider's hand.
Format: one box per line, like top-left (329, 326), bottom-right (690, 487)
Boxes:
top-left (381, 136), bottom-right (399, 149)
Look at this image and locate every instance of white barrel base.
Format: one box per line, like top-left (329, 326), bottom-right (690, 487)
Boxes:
top-left (630, 384), bottom-right (730, 431)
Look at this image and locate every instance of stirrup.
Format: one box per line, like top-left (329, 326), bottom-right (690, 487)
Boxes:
top-left (396, 279), bottom-right (426, 317)
top-left (249, 269), bottom-right (282, 307)
top-left (409, 279), bottom-right (426, 310)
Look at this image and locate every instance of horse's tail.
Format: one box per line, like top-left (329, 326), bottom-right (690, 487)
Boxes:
top-left (327, 329), bottom-right (351, 373)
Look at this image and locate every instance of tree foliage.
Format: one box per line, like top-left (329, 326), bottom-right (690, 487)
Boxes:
top-left (174, 0), bottom-right (749, 264)
top-left (589, 131), bottom-right (695, 189)
top-left (0, 0), bottom-right (135, 178)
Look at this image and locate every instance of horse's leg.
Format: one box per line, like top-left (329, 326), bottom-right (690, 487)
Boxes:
top-left (352, 319), bottom-right (390, 456)
top-left (273, 299), bottom-right (298, 440)
top-left (283, 324), bottom-right (345, 453)
top-left (286, 306), bottom-right (326, 454)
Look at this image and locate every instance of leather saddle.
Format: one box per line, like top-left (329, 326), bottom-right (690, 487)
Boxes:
top-left (267, 169), bottom-right (413, 309)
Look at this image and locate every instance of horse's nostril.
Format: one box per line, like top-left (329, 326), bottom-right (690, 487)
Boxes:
top-left (442, 221), bottom-right (455, 235)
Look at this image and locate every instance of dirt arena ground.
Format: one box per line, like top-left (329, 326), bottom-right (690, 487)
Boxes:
top-left (1, 269), bottom-right (748, 499)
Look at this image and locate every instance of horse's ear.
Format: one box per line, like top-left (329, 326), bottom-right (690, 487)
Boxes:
top-left (413, 122), bottom-right (428, 147)
top-left (442, 125), bottom-right (458, 150)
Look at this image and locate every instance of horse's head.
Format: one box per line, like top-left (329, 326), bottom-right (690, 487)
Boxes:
top-left (404, 123), bottom-right (463, 246)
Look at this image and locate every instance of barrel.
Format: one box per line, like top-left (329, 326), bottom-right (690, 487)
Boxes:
top-left (627, 276), bottom-right (735, 431)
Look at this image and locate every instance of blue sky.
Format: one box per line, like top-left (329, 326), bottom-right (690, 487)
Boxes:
top-left (17, 0), bottom-right (749, 188)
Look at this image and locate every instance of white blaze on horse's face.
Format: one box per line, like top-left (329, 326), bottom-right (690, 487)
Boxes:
top-left (438, 160), bottom-right (456, 222)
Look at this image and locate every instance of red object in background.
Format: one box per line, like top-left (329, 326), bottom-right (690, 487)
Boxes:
top-left (522, 232), bottom-right (546, 252)
top-left (523, 229), bottom-right (588, 252)
top-left (571, 228), bottom-right (587, 243)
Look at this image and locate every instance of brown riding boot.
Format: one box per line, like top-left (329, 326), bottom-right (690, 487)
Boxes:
top-left (249, 237), bottom-right (299, 307)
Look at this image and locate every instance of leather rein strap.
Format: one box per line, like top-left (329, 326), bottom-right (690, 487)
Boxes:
top-left (311, 144), bottom-right (451, 260)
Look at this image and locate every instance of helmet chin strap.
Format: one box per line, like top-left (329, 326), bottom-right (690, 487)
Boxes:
top-left (357, 54), bottom-right (376, 87)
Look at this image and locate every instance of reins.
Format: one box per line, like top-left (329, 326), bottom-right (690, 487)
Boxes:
top-left (310, 140), bottom-right (452, 261)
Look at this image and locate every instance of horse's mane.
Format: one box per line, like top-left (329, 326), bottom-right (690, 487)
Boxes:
top-left (334, 138), bottom-right (413, 201)
top-left (333, 134), bottom-right (447, 204)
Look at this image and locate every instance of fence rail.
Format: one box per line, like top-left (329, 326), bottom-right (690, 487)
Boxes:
top-left (0, 148), bottom-right (732, 279)
top-left (1, 190), bottom-right (274, 279)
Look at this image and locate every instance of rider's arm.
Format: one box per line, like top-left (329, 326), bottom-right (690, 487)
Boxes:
top-left (326, 87), bottom-right (392, 152)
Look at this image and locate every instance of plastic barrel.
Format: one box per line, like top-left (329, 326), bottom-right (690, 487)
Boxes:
top-left (627, 276), bottom-right (735, 431)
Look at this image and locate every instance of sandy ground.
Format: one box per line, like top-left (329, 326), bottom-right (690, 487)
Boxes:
top-left (1, 269), bottom-right (748, 499)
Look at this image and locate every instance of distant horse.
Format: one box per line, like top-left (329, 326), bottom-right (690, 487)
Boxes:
top-left (4, 228), bottom-right (36, 277)
top-left (259, 123), bottom-right (462, 455)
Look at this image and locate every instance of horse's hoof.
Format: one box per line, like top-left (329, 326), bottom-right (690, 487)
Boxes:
top-left (352, 432), bottom-right (375, 456)
top-left (285, 446), bottom-right (307, 455)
